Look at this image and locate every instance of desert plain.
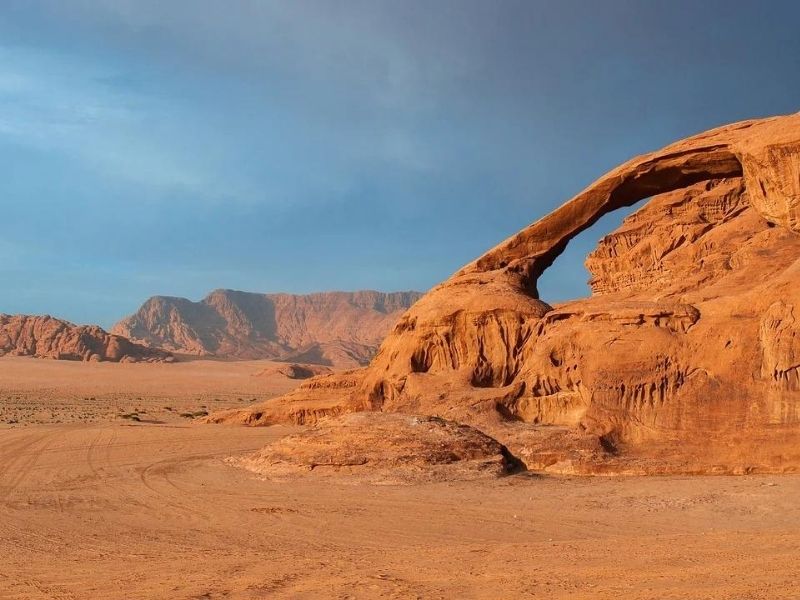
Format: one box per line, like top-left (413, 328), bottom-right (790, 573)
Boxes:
top-left (0, 356), bottom-right (798, 600)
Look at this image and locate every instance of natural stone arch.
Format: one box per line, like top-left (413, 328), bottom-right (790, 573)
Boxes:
top-left (465, 145), bottom-right (744, 296)
top-left (218, 113), bottom-right (800, 476)
top-left (462, 114), bottom-right (800, 298)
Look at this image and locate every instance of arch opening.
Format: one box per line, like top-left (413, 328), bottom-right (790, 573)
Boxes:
top-left (537, 172), bottom-right (751, 304)
top-left (470, 146), bottom-right (744, 290)
top-left (536, 200), bottom-right (650, 304)
top-left (525, 149), bottom-right (745, 295)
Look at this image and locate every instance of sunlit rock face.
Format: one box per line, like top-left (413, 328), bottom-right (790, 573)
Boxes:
top-left (112, 290), bottom-right (422, 367)
top-left (216, 113), bottom-right (800, 474)
top-left (0, 314), bottom-right (172, 363)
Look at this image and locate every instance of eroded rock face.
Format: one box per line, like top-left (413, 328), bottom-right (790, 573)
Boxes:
top-left (760, 302), bottom-right (800, 391)
top-left (0, 315), bottom-right (172, 363)
top-left (112, 289), bottom-right (422, 367)
top-left (219, 113), bottom-right (800, 474)
top-left (231, 412), bottom-right (520, 483)
top-left (585, 178), bottom-right (752, 296)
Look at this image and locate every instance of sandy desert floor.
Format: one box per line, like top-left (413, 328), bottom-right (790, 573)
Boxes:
top-left (1, 359), bottom-right (799, 599)
top-left (0, 356), bottom-right (301, 426)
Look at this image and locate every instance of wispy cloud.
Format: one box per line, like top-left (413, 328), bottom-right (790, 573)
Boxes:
top-left (0, 44), bottom-right (250, 200)
top-left (5, 1), bottom-right (485, 175)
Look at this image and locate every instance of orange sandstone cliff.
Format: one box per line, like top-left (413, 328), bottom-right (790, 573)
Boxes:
top-left (215, 113), bottom-right (800, 475)
top-left (0, 314), bottom-right (172, 363)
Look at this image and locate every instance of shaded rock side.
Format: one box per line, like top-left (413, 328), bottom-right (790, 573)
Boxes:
top-left (217, 113), bottom-right (800, 475)
top-left (112, 289), bottom-right (422, 367)
top-left (0, 314), bottom-right (172, 363)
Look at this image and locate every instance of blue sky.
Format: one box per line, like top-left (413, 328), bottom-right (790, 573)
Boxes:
top-left (1, 1), bottom-right (799, 328)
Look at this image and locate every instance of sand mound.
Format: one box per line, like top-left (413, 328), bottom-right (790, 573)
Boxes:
top-left (232, 412), bottom-right (521, 483)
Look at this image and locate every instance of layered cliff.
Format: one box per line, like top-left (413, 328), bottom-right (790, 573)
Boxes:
top-left (214, 113), bottom-right (800, 475)
top-left (113, 290), bottom-right (422, 367)
top-left (0, 314), bottom-right (172, 363)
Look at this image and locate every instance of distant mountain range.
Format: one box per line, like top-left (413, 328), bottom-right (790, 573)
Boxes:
top-left (0, 314), bottom-right (171, 363)
top-left (112, 289), bottom-right (422, 367)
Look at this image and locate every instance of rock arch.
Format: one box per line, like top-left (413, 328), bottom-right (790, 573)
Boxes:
top-left (467, 145), bottom-right (743, 295)
top-left (462, 114), bottom-right (800, 298)
top-left (217, 113), bottom-right (800, 474)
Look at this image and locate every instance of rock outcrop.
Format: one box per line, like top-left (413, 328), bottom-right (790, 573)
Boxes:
top-left (252, 363), bottom-right (332, 380)
top-left (113, 290), bottom-right (422, 368)
top-left (217, 113), bottom-right (800, 475)
top-left (0, 314), bottom-right (172, 363)
top-left (231, 412), bottom-right (520, 483)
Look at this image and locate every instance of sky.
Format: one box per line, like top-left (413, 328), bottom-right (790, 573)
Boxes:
top-left (1, 1), bottom-right (800, 328)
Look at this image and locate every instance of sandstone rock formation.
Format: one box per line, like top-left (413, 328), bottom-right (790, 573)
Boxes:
top-left (113, 289), bottom-right (422, 367)
top-left (215, 113), bottom-right (800, 475)
top-left (0, 314), bottom-right (172, 363)
top-left (232, 412), bottom-right (520, 483)
top-left (252, 363), bottom-right (332, 380)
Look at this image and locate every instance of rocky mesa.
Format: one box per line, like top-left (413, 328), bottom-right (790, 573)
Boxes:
top-left (215, 113), bottom-right (800, 476)
top-left (112, 289), bottom-right (422, 367)
top-left (0, 314), bottom-right (172, 363)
